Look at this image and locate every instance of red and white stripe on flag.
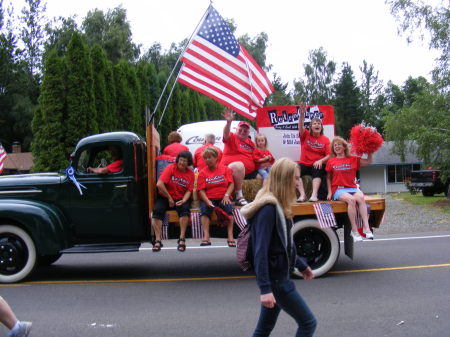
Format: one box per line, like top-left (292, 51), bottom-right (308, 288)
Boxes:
top-left (190, 212), bottom-right (203, 239)
top-left (313, 202), bottom-right (337, 228)
top-left (178, 6), bottom-right (273, 120)
top-left (233, 208), bottom-right (247, 231)
top-left (0, 144), bottom-right (7, 174)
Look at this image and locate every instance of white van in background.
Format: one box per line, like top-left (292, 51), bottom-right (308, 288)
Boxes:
top-left (177, 120), bottom-right (257, 154)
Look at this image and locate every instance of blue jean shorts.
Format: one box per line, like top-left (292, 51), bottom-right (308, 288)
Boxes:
top-left (333, 188), bottom-right (361, 201)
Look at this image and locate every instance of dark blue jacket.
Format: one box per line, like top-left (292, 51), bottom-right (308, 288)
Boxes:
top-left (250, 203), bottom-right (308, 294)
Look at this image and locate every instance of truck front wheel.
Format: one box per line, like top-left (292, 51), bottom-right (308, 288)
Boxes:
top-left (292, 219), bottom-right (340, 278)
top-left (0, 225), bottom-right (37, 283)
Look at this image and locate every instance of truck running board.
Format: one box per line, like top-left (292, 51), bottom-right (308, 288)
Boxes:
top-left (61, 243), bottom-right (141, 254)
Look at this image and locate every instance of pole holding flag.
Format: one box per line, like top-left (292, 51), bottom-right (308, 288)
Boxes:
top-left (177, 5), bottom-right (274, 121)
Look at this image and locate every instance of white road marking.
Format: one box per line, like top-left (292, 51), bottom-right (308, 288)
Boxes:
top-left (339, 234), bottom-right (450, 243)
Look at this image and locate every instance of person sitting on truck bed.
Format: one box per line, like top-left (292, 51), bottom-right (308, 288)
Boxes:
top-left (193, 133), bottom-right (223, 171)
top-left (86, 145), bottom-right (123, 174)
top-left (221, 108), bottom-right (256, 206)
top-left (152, 151), bottom-right (195, 252)
top-left (296, 104), bottom-right (330, 202)
top-left (162, 131), bottom-right (189, 158)
top-left (197, 146), bottom-right (235, 247)
top-left (325, 136), bottom-right (374, 242)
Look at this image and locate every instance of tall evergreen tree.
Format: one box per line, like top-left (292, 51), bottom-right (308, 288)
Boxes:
top-left (65, 32), bottom-right (97, 153)
top-left (359, 60), bottom-right (384, 129)
top-left (125, 63), bottom-right (143, 133)
top-left (333, 63), bottom-right (362, 138)
top-left (90, 44), bottom-right (110, 133)
top-left (293, 47), bottom-right (336, 104)
top-left (32, 50), bottom-right (67, 171)
top-left (104, 59), bottom-right (117, 130)
top-left (113, 60), bottom-right (136, 131)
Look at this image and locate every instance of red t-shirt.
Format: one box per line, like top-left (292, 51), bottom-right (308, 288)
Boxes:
top-left (193, 144), bottom-right (223, 171)
top-left (299, 129), bottom-right (331, 166)
top-left (106, 160), bottom-right (123, 173)
top-left (221, 132), bottom-right (255, 174)
top-left (162, 142), bottom-right (189, 157)
top-left (197, 165), bottom-right (234, 200)
top-left (325, 156), bottom-right (360, 195)
top-left (158, 163), bottom-right (195, 200)
top-left (253, 149), bottom-right (275, 170)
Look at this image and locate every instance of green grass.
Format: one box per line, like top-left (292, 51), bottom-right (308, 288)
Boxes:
top-left (393, 192), bottom-right (450, 213)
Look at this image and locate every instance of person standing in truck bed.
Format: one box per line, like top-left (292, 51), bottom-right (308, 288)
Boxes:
top-left (193, 133), bottom-right (223, 171)
top-left (162, 131), bottom-right (189, 157)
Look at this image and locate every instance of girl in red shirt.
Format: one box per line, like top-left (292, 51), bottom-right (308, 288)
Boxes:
top-left (197, 147), bottom-right (235, 247)
top-left (162, 131), bottom-right (189, 157)
top-left (325, 136), bottom-right (374, 242)
top-left (253, 133), bottom-right (275, 184)
top-left (297, 104), bottom-right (330, 202)
top-left (152, 151), bottom-right (195, 252)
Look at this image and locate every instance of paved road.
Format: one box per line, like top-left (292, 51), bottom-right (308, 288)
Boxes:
top-left (1, 232), bottom-right (449, 337)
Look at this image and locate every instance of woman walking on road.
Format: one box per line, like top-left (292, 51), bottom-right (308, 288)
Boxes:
top-left (241, 158), bottom-right (317, 337)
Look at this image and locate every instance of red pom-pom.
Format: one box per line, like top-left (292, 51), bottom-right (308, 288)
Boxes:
top-left (349, 124), bottom-right (383, 155)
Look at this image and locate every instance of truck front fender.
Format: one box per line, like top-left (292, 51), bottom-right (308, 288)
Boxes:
top-left (0, 199), bottom-right (71, 256)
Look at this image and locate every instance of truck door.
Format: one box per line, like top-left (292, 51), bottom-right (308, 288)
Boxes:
top-left (64, 143), bottom-right (144, 242)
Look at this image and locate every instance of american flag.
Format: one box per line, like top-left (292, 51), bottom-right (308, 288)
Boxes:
top-left (190, 212), bottom-right (203, 239)
top-left (161, 213), bottom-right (169, 240)
top-left (0, 144), bottom-right (7, 174)
top-left (178, 6), bottom-right (274, 120)
top-left (356, 203), bottom-right (371, 229)
top-left (313, 202), bottom-right (337, 228)
top-left (233, 208), bottom-right (247, 231)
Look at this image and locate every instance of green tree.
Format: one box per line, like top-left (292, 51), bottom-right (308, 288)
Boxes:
top-left (332, 63), bottom-right (362, 138)
top-left (359, 60), bottom-right (384, 130)
top-left (387, 0), bottom-right (449, 90)
top-left (90, 44), bottom-right (111, 133)
top-left (104, 59), bottom-right (117, 130)
top-left (32, 50), bottom-right (67, 171)
top-left (293, 47), bottom-right (336, 104)
top-left (82, 6), bottom-right (140, 64)
top-left (65, 32), bottom-right (97, 153)
top-left (44, 16), bottom-right (79, 59)
top-left (266, 73), bottom-right (293, 106)
top-left (113, 60), bottom-right (137, 131)
top-left (384, 86), bottom-right (450, 178)
top-left (238, 32), bottom-right (271, 71)
top-left (19, 0), bottom-right (46, 80)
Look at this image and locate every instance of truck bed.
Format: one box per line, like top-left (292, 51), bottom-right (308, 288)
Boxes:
top-left (166, 196), bottom-right (385, 228)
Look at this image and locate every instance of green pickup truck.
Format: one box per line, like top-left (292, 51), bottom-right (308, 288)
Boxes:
top-left (0, 124), bottom-right (385, 283)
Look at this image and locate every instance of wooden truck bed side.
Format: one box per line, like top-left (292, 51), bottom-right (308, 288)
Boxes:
top-left (165, 196), bottom-right (385, 228)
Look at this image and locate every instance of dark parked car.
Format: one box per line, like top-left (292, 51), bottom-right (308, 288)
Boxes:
top-left (410, 170), bottom-right (450, 197)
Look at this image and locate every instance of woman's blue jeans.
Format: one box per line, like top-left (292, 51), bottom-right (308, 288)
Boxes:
top-left (253, 279), bottom-right (317, 337)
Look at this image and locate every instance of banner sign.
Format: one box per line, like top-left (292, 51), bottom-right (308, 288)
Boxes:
top-left (256, 105), bottom-right (335, 162)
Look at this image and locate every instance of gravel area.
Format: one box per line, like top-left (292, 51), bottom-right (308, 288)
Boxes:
top-left (375, 194), bottom-right (450, 234)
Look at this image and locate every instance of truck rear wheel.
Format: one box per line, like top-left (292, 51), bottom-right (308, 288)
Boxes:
top-left (422, 188), bottom-right (435, 197)
top-left (0, 225), bottom-right (37, 283)
top-left (292, 219), bottom-right (340, 278)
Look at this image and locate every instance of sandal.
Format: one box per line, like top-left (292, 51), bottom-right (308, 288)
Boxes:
top-left (227, 240), bottom-right (236, 248)
top-left (177, 238), bottom-right (186, 252)
top-left (152, 240), bottom-right (163, 252)
top-left (235, 198), bottom-right (248, 206)
top-left (200, 240), bottom-right (211, 246)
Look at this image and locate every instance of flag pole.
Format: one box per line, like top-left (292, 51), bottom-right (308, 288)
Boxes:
top-left (150, 4), bottom-right (212, 125)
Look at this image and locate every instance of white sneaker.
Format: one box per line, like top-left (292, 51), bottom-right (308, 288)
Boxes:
top-left (364, 230), bottom-right (374, 240)
top-left (350, 231), bottom-right (363, 242)
top-left (9, 321), bottom-right (32, 337)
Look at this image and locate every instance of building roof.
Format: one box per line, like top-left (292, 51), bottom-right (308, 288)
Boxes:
top-left (369, 141), bottom-right (421, 166)
top-left (4, 152), bottom-right (34, 171)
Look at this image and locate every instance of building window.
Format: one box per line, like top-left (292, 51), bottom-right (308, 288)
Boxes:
top-left (387, 164), bottom-right (421, 183)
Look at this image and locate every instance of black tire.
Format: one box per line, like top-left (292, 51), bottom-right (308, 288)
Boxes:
top-left (0, 225), bottom-right (37, 283)
top-left (422, 188), bottom-right (435, 197)
top-left (39, 253), bottom-right (62, 266)
top-left (291, 219), bottom-right (340, 278)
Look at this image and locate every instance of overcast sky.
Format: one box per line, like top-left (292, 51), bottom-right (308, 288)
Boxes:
top-left (16, 0), bottom-right (441, 90)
